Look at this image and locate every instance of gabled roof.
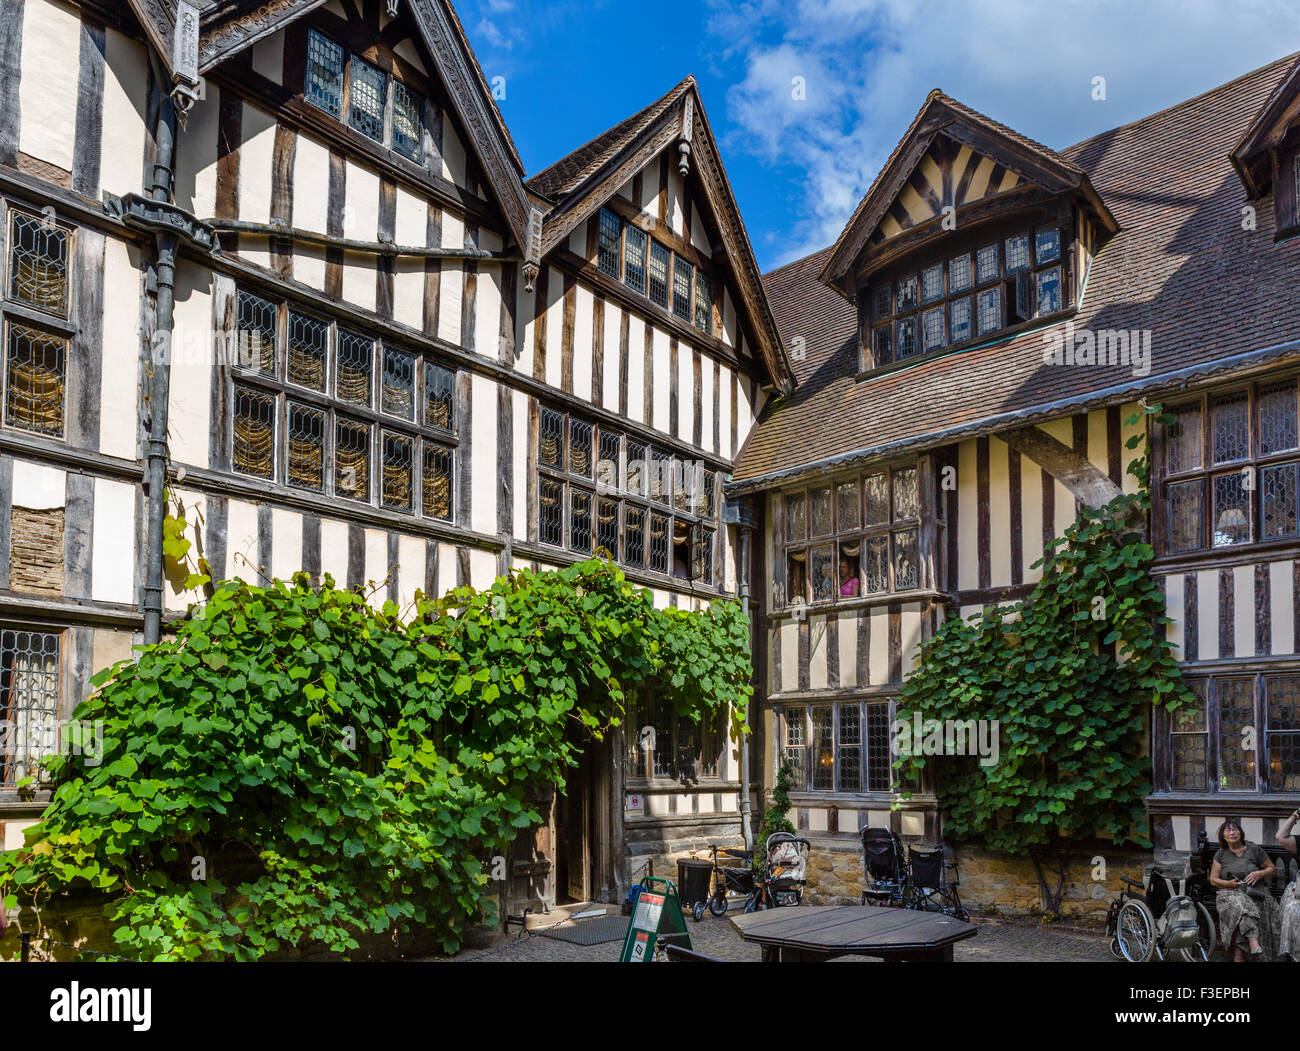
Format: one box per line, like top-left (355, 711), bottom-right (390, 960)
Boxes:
top-left (818, 90), bottom-right (1117, 296)
top-left (526, 79), bottom-right (795, 393)
top-left (1231, 54), bottom-right (1300, 197)
top-left (129, 0), bottom-right (531, 251)
top-left (734, 52), bottom-right (1300, 489)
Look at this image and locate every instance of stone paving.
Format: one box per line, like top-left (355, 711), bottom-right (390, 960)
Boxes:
top-left (433, 912), bottom-right (1111, 963)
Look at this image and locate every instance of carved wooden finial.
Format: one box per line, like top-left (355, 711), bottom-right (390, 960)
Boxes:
top-left (678, 95), bottom-right (695, 177)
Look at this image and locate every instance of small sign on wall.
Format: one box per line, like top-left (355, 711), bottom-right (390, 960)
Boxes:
top-left (625, 792), bottom-right (644, 816)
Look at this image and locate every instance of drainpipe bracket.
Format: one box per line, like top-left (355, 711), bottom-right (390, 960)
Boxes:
top-left (105, 193), bottom-right (214, 252)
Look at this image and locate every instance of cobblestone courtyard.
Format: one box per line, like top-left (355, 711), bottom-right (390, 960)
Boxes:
top-left (438, 915), bottom-right (1112, 963)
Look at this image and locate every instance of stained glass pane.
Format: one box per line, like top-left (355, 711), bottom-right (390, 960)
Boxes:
top-left (349, 57), bottom-right (387, 142)
top-left (1035, 227), bottom-right (1061, 263)
top-left (811, 707), bottom-right (834, 790)
top-left (335, 418), bottom-right (370, 501)
top-left (569, 488), bottom-right (592, 553)
top-left (920, 263), bottom-right (943, 303)
top-left (866, 702), bottom-right (892, 792)
top-left (893, 466), bottom-right (919, 519)
top-left (538, 478), bottom-right (563, 545)
top-left (1211, 472), bottom-right (1249, 546)
top-left (785, 492), bottom-right (806, 541)
top-left (975, 243), bottom-right (999, 283)
top-left (1036, 266), bottom-right (1062, 315)
top-left (5, 325), bottom-right (66, 437)
top-left (1262, 462), bottom-right (1299, 539)
top-left (896, 317), bottom-right (917, 358)
top-left (381, 432), bottom-right (414, 511)
top-left (1005, 233), bottom-right (1031, 272)
top-left (976, 287), bottom-right (1001, 334)
top-left (810, 487), bottom-right (833, 536)
top-left (811, 546), bottom-right (835, 602)
top-left (286, 402), bottom-right (325, 492)
top-left (539, 408), bottom-right (564, 469)
top-left (838, 704), bottom-right (862, 792)
top-left (236, 290), bottom-right (277, 374)
top-left (921, 307), bottom-right (945, 351)
top-left (381, 347), bottom-right (415, 419)
top-left (1212, 392), bottom-right (1250, 464)
top-left (1217, 678), bottom-right (1256, 791)
top-left (287, 312), bottom-right (327, 391)
top-left (232, 385), bottom-right (275, 479)
top-left (624, 226), bottom-right (647, 294)
top-left (423, 361), bottom-right (455, 431)
top-left (392, 81), bottom-right (424, 161)
top-left (949, 253), bottom-right (972, 293)
top-left (893, 528), bottom-right (919, 589)
top-left (569, 419), bottom-right (593, 478)
top-left (837, 481), bottom-right (860, 532)
top-left (864, 472), bottom-right (888, 525)
top-left (897, 275), bottom-right (918, 312)
top-left (864, 535), bottom-right (889, 594)
top-left (423, 445), bottom-right (453, 521)
top-left (949, 296), bottom-right (972, 344)
top-left (1167, 478), bottom-right (1203, 551)
top-left (1166, 403), bottom-right (1202, 473)
top-left (304, 29), bottom-right (344, 118)
top-left (1260, 382), bottom-right (1299, 455)
top-left (336, 329), bottom-right (373, 407)
top-left (597, 209), bottom-right (621, 277)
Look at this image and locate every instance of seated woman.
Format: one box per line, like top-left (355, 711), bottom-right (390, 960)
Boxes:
top-left (1210, 820), bottom-right (1280, 961)
top-left (1275, 808), bottom-right (1300, 960)
top-left (839, 555), bottom-right (860, 598)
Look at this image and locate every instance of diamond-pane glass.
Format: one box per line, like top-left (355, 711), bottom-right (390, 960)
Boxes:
top-left (811, 707), bottom-right (834, 790)
top-left (5, 325), bottom-right (66, 436)
top-left (539, 408), bottom-right (564, 469)
top-left (381, 432), bottom-right (414, 511)
top-left (673, 257), bottom-right (693, 320)
top-left (626, 441), bottom-right (646, 497)
top-left (569, 488), bottom-right (592, 553)
top-left (1167, 478), bottom-right (1203, 551)
top-left (872, 325), bottom-right (892, 366)
top-left (569, 419), bottom-right (593, 478)
top-left (392, 81), bottom-right (423, 161)
top-left (624, 506), bottom-right (645, 566)
top-left (838, 704), bottom-right (862, 792)
top-left (648, 242), bottom-right (670, 307)
top-left (893, 466), bottom-right (919, 519)
top-left (1166, 403), bottom-right (1202, 473)
top-left (864, 535), bottom-right (889, 594)
top-left (596, 430), bottom-right (620, 489)
top-left (381, 348), bottom-right (415, 419)
top-left (692, 526), bottom-right (714, 584)
top-left (811, 546), bottom-right (835, 603)
top-left (1217, 678), bottom-right (1256, 790)
top-left (596, 496), bottom-right (619, 558)
top-left (785, 492), bottom-right (806, 541)
top-left (837, 481), bottom-right (860, 532)
top-left (1212, 392), bottom-right (1250, 464)
top-left (336, 329), bottom-right (373, 407)
top-left (335, 418), bottom-right (370, 502)
top-left (866, 702), bottom-right (892, 792)
top-left (232, 385), bottom-right (275, 479)
top-left (286, 402), bottom-right (325, 492)
top-left (538, 478), bottom-right (562, 545)
top-left (810, 487), bottom-right (833, 536)
top-left (893, 528), bottom-right (919, 589)
top-left (1262, 462), bottom-right (1299, 539)
top-left (624, 226), bottom-right (647, 294)
top-left (305, 29), bottom-right (344, 117)
top-left (872, 284), bottom-right (892, 320)
top-left (648, 513), bottom-right (669, 573)
top-left (0, 630), bottom-right (61, 787)
top-left (287, 312), bottom-right (327, 391)
top-left (597, 209), bottom-right (621, 277)
top-left (349, 57), bottom-right (387, 142)
top-left (1212, 472), bottom-right (1249, 546)
top-left (236, 290), bottom-right (277, 374)
top-left (423, 361), bottom-right (455, 432)
top-left (423, 445), bottom-right (453, 521)
top-left (9, 211), bottom-right (69, 316)
top-left (1260, 382), bottom-right (1299, 455)
top-left (864, 472), bottom-right (888, 525)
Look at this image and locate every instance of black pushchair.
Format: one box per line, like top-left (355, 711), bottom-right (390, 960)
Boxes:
top-left (906, 844), bottom-right (969, 920)
top-left (860, 827), bottom-right (908, 906)
top-left (758, 832), bottom-right (810, 909)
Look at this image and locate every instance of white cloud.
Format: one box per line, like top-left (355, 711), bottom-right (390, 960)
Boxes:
top-left (709, 0), bottom-right (1300, 265)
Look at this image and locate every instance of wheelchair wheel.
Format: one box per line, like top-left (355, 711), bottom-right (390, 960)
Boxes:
top-left (1177, 902), bottom-right (1216, 963)
top-left (1108, 936), bottom-right (1124, 960)
top-left (708, 892), bottom-right (728, 917)
top-left (1116, 899), bottom-right (1157, 962)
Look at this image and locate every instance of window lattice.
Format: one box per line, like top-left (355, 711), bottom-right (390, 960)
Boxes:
top-left (539, 408), bottom-right (564, 469)
top-left (893, 528), bottom-right (919, 590)
top-left (597, 209), bottom-right (621, 277)
top-left (920, 263), bottom-right (943, 303)
top-left (569, 419), bottom-right (593, 478)
top-left (624, 506), bottom-right (645, 566)
top-left (648, 241), bottom-right (670, 308)
top-left (896, 317), bottom-right (916, 358)
top-left (1004, 233), bottom-right (1030, 272)
top-left (569, 488), bottom-right (593, 553)
top-left (1262, 462), bottom-right (1299, 539)
top-left (1167, 479), bottom-right (1203, 551)
top-left (381, 432), bottom-right (414, 511)
top-left (650, 448), bottom-right (670, 505)
top-left (837, 481), bottom-right (859, 531)
top-left (597, 430), bottom-right (620, 489)
top-left (9, 211), bottom-right (69, 317)
top-left (694, 272), bottom-right (713, 333)
top-left (871, 325), bottom-right (892, 367)
top-left (897, 275), bottom-right (918, 312)
top-left (866, 702), bottom-right (892, 792)
top-left (700, 470), bottom-right (715, 518)
top-left (1212, 392), bottom-right (1250, 464)
top-left (785, 491), bottom-right (806, 541)
top-left (864, 472), bottom-right (888, 525)
top-left (0, 629), bottom-right (62, 788)
top-left (596, 496), bottom-right (619, 558)
top-left (626, 441), bottom-right (646, 497)
top-left (288, 311), bottom-right (328, 392)
top-left (423, 445), bottom-right (453, 521)
top-left (336, 329), bottom-right (373, 407)
top-left (811, 707), bottom-right (834, 790)
top-left (1212, 472), bottom-right (1249, 546)
top-left (893, 466), bottom-right (919, 519)
top-left (976, 287), bottom-right (1000, 334)
top-left (382, 348), bottom-right (415, 420)
top-left (921, 306), bottom-right (945, 351)
top-left (286, 402), bottom-right (325, 492)
top-left (1036, 267), bottom-right (1062, 315)
top-left (692, 526), bottom-right (714, 585)
top-left (648, 513), bottom-right (669, 573)
top-left (872, 284), bottom-right (892, 320)
top-left (424, 361), bottom-right (455, 431)
top-left (838, 704), bottom-right (862, 793)
top-left (783, 707), bottom-right (807, 789)
top-left (335, 418), bottom-right (370, 502)
top-left (349, 57), bottom-right (388, 142)
top-left (392, 81), bottom-right (424, 162)
top-left (232, 384), bottom-right (275, 479)
top-left (975, 243), bottom-right (999, 283)
top-left (1260, 382), bottom-right (1299, 455)
top-left (809, 486), bottom-right (833, 536)
top-left (1036, 227), bottom-right (1061, 263)
top-left (811, 546), bottom-right (834, 602)
top-left (1268, 675), bottom-right (1300, 791)
top-left (672, 257), bottom-right (693, 321)
top-left (5, 325), bottom-right (66, 437)
top-left (947, 296), bottom-right (971, 344)
top-left (864, 535), bottom-right (889, 594)
top-left (1171, 683), bottom-right (1207, 791)
top-left (624, 225), bottom-right (647, 294)
top-left (236, 290), bottom-right (277, 374)
top-left (538, 478), bottom-right (563, 546)
top-left (1166, 403), bottom-right (1203, 473)
top-left (949, 254), bottom-right (972, 293)
top-left (305, 29), bottom-right (345, 118)
top-left (1217, 678), bottom-right (1256, 790)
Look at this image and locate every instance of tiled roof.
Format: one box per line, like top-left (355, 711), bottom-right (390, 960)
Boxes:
top-left (525, 78), bottom-right (694, 202)
top-left (735, 53), bottom-right (1300, 486)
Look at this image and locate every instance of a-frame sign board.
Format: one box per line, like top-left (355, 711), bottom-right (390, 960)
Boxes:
top-left (619, 876), bottom-right (692, 962)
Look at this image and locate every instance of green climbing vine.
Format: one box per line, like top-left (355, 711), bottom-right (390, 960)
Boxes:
top-left (0, 559), bottom-right (751, 960)
top-left (896, 404), bottom-right (1194, 854)
top-left (753, 759), bottom-right (796, 875)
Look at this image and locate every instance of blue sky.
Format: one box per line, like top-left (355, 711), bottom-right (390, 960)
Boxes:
top-left (456, 0), bottom-right (1300, 272)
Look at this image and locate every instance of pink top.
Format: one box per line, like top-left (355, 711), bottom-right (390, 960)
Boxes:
top-left (840, 577), bottom-right (860, 598)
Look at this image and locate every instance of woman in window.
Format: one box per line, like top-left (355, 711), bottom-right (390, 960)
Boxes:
top-left (1209, 820), bottom-right (1279, 961)
top-left (1274, 808), bottom-right (1300, 960)
top-left (839, 553), bottom-right (860, 598)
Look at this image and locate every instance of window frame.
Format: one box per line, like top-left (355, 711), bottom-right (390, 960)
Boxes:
top-left (229, 286), bottom-right (458, 522)
top-left (624, 691), bottom-right (726, 785)
top-left (535, 402), bottom-right (721, 590)
top-left (777, 699), bottom-right (896, 796)
top-left (0, 625), bottom-right (64, 792)
top-left (1157, 379), bottom-right (1300, 556)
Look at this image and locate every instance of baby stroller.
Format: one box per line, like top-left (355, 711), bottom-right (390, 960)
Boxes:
top-left (906, 844), bottom-right (970, 920)
top-left (757, 832), bottom-right (811, 909)
top-left (861, 827), bottom-right (908, 907)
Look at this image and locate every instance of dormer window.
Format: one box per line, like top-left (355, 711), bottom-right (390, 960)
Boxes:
top-left (303, 28), bottom-right (427, 163)
top-left (861, 222), bottom-right (1068, 374)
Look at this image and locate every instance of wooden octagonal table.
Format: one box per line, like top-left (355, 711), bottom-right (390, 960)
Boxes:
top-left (729, 905), bottom-right (977, 962)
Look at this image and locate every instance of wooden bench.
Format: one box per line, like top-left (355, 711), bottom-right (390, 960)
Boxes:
top-left (1191, 833), bottom-right (1297, 914)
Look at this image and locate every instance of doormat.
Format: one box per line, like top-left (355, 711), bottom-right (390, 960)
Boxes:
top-left (532, 914), bottom-right (629, 946)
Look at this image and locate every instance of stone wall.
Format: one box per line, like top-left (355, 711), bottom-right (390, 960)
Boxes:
top-left (799, 835), bottom-right (1152, 919)
top-left (9, 507), bottom-right (64, 594)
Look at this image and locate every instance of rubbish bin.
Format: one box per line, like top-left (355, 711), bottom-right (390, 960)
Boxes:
top-left (677, 858), bottom-right (713, 910)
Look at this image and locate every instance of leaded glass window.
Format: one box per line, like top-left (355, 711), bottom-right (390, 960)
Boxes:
top-left (1035, 226), bottom-right (1061, 263)
top-left (837, 481), bottom-right (860, 532)
top-left (236, 290), bottom-right (277, 374)
top-left (897, 275), bottom-right (918, 312)
top-left (625, 506), bottom-right (645, 566)
top-left (811, 707), bottom-right (834, 790)
top-left (538, 478), bottom-right (563, 546)
top-left (286, 402), bottom-right (325, 492)
top-left (1260, 382), bottom-right (1299, 455)
top-left (1212, 392), bottom-right (1250, 464)
top-left (648, 241), bottom-right (670, 308)
top-left (624, 225), bottom-right (647, 294)
top-left (424, 361), bottom-right (455, 432)
top-left (920, 263), bottom-right (943, 303)
top-left (921, 307), bottom-right (945, 351)
top-left (694, 272), bottom-right (713, 333)
top-left (866, 702), bottom-right (893, 792)
top-left (810, 487), bottom-right (833, 537)
top-left (5, 325), bottom-right (66, 437)
top-left (949, 296), bottom-right (972, 344)
top-left (1167, 479), bottom-right (1203, 552)
top-left (673, 257), bottom-right (693, 321)
top-left (0, 629), bottom-right (62, 787)
top-left (838, 705), bottom-right (862, 792)
top-left (423, 445), bottom-right (453, 521)
top-left (976, 287), bottom-right (1000, 334)
top-left (1005, 233), bottom-right (1031, 272)
top-left (1263, 463), bottom-right (1300, 539)
top-left (1212, 472), bottom-right (1249, 546)
top-left (1036, 266), bottom-right (1062, 315)
top-left (597, 209), bottom-right (621, 278)
top-left (569, 488), bottom-right (593, 553)
top-left (596, 497), bottom-right (620, 558)
top-left (1267, 675), bottom-right (1300, 792)
top-left (975, 243), bottom-right (999, 283)
top-left (381, 348), bottom-right (415, 420)
top-left (348, 57), bottom-right (387, 142)
top-left (392, 81), bottom-right (424, 162)
top-left (1170, 682), bottom-right (1207, 791)
top-left (336, 329), bottom-right (373, 407)
top-left (10, 210), bottom-right (69, 317)
top-left (233, 385), bottom-right (276, 479)
top-left (335, 418), bottom-right (370, 501)
top-left (288, 311), bottom-right (327, 392)
top-left (381, 432), bottom-right (414, 511)
top-left (569, 419), bottom-right (593, 478)
top-left (896, 317), bottom-right (916, 358)
top-left (648, 513), bottom-right (670, 573)
top-left (1218, 678), bottom-right (1256, 790)
top-left (539, 408), bottom-right (564, 469)
top-left (305, 29), bottom-right (344, 117)
top-left (949, 253), bottom-right (972, 293)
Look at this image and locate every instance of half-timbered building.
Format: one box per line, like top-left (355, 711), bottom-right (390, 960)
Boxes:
top-left (0, 0), bottom-right (791, 922)
top-left (731, 56), bottom-right (1300, 897)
